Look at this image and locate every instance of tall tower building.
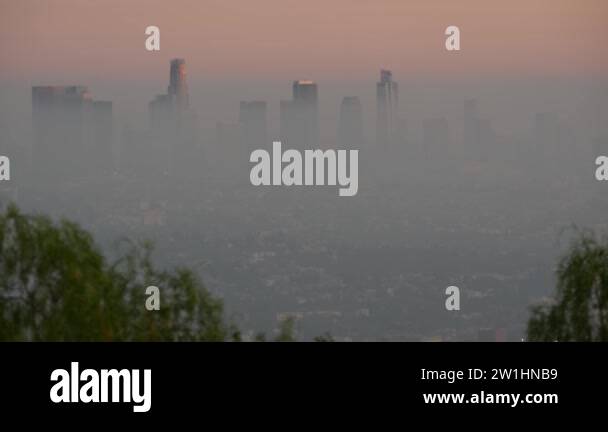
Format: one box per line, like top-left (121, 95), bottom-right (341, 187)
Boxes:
top-left (147, 59), bottom-right (199, 177)
top-left (292, 80), bottom-right (319, 149)
top-left (339, 96), bottom-right (363, 149)
top-left (168, 58), bottom-right (189, 112)
top-left (376, 69), bottom-right (399, 150)
top-left (32, 86), bottom-right (93, 180)
top-left (293, 80), bottom-right (318, 105)
top-left (149, 94), bottom-right (172, 125)
top-left (281, 80), bottom-right (319, 149)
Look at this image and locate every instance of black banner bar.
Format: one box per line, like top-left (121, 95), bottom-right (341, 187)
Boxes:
top-left (1, 342), bottom-right (606, 422)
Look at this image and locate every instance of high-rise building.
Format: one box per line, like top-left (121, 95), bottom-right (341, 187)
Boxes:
top-left (376, 69), bottom-right (399, 150)
top-left (280, 80), bottom-right (319, 149)
top-left (149, 94), bottom-right (172, 125)
top-left (239, 101), bottom-right (267, 150)
top-left (148, 59), bottom-right (199, 177)
top-left (339, 96), bottom-right (363, 149)
top-left (32, 86), bottom-right (95, 179)
top-left (293, 80), bottom-right (318, 105)
top-left (168, 58), bottom-right (189, 112)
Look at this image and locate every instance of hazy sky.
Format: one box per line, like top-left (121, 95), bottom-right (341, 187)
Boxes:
top-left (1, 0), bottom-right (607, 83)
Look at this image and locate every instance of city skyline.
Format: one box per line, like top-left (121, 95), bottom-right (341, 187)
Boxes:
top-left (2, 0), bottom-right (606, 142)
top-left (22, 56), bottom-right (593, 188)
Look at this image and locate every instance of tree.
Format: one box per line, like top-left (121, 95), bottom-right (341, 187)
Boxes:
top-left (527, 231), bottom-right (608, 341)
top-left (0, 203), bottom-right (238, 341)
top-left (274, 316), bottom-right (296, 342)
top-left (253, 316), bottom-right (297, 342)
top-left (313, 332), bottom-right (334, 342)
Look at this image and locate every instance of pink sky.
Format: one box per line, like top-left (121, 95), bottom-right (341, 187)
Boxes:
top-left (1, 0), bottom-right (607, 84)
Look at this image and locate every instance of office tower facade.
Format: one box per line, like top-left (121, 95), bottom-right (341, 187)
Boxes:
top-left (280, 80), bottom-right (319, 149)
top-left (339, 96), bottom-right (363, 149)
top-left (32, 86), bottom-right (99, 180)
top-left (146, 94), bottom-right (173, 176)
top-left (239, 101), bottom-right (267, 150)
top-left (147, 59), bottom-right (199, 177)
top-left (149, 94), bottom-right (172, 125)
top-left (293, 80), bottom-right (318, 105)
top-left (168, 58), bottom-right (189, 112)
top-left (376, 69), bottom-right (399, 150)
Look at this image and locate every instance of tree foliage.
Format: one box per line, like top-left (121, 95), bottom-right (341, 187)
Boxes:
top-left (0, 204), bottom-right (238, 341)
top-left (527, 231), bottom-right (608, 341)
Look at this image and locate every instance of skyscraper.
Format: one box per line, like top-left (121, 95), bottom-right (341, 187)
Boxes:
top-left (149, 94), bottom-right (172, 125)
top-left (376, 69), bottom-right (399, 150)
top-left (147, 93), bottom-right (174, 176)
top-left (280, 80), bottom-right (319, 149)
top-left (339, 96), bottom-right (363, 149)
top-left (32, 86), bottom-right (93, 179)
top-left (147, 59), bottom-right (198, 177)
top-left (293, 80), bottom-right (318, 105)
top-left (168, 58), bottom-right (189, 112)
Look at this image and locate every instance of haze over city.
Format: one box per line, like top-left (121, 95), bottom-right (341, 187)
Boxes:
top-left (1, 0), bottom-right (607, 340)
